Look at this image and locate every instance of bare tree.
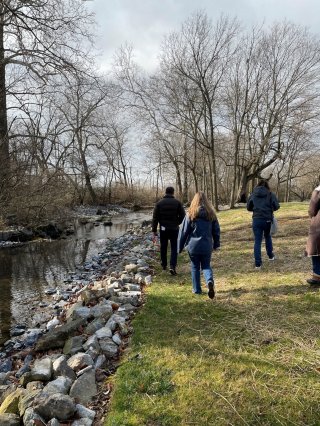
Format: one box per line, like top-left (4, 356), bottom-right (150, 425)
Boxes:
top-left (160, 12), bottom-right (239, 208)
top-left (226, 22), bottom-right (320, 203)
top-left (55, 72), bottom-right (112, 204)
top-left (0, 0), bottom-right (94, 203)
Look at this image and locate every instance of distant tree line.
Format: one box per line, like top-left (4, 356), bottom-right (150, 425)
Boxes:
top-left (1, 4), bottom-right (320, 225)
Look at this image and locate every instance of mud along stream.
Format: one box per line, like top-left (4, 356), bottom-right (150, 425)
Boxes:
top-left (0, 210), bottom-right (152, 345)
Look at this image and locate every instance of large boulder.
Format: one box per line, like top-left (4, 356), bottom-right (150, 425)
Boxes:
top-left (20, 357), bottom-right (52, 385)
top-left (95, 327), bottom-right (112, 339)
top-left (69, 370), bottom-right (97, 405)
top-left (0, 388), bottom-right (26, 415)
top-left (33, 392), bottom-right (76, 421)
top-left (35, 318), bottom-right (86, 351)
top-left (42, 376), bottom-right (73, 395)
top-left (99, 338), bottom-right (118, 358)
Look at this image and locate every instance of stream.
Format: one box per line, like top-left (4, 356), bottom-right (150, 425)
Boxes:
top-left (0, 210), bottom-right (152, 345)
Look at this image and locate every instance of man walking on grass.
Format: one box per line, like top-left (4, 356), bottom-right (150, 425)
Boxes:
top-left (152, 187), bottom-right (185, 275)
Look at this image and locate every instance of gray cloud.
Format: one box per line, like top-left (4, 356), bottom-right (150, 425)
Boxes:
top-left (87, 0), bottom-right (320, 71)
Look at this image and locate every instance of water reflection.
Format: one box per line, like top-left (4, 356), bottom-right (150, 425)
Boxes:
top-left (0, 211), bottom-right (151, 344)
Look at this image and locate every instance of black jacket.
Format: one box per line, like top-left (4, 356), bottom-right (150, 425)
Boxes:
top-left (152, 195), bottom-right (185, 232)
top-left (247, 186), bottom-right (280, 220)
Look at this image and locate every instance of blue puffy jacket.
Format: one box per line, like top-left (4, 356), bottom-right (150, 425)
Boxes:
top-left (247, 186), bottom-right (280, 220)
top-left (178, 208), bottom-right (220, 255)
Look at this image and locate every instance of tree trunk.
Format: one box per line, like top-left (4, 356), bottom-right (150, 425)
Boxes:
top-left (79, 147), bottom-right (97, 204)
top-left (230, 134), bottom-right (240, 208)
top-left (208, 154), bottom-right (214, 204)
top-left (174, 163), bottom-right (183, 199)
top-left (191, 168), bottom-right (198, 193)
top-left (210, 143), bottom-right (219, 210)
top-left (0, 10), bottom-right (9, 203)
top-left (236, 168), bottom-right (249, 203)
top-left (182, 139), bottom-right (188, 203)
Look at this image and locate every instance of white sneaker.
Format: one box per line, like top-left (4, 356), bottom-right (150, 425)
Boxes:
top-left (268, 256), bottom-right (275, 261)
top-left (255, 266), bottom-right (261, 270)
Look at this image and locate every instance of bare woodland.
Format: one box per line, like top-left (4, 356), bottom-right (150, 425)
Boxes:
top-left (0, 3), bottom-right (320, 224)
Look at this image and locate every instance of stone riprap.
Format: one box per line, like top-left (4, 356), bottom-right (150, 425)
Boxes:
top-left (0, 223), bottom-right (155, 425)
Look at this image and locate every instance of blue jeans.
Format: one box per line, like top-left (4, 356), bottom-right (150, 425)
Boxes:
top-left (252, 218), bottom-right (274, 267)
top-left (312, 256), bottom-right (320, 275)
top-left (160, 229), bottom-right (179, 269)
top-left (188, 252), bottom-right (213, 294)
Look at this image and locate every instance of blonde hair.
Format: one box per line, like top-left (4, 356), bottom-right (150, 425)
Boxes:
top-left (188, 192), bottom-right (217, 221)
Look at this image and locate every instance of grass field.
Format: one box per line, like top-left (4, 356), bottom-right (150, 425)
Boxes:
top-left (105, 202), bottom-right (320, 426)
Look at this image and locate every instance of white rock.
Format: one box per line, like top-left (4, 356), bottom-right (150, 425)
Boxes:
top-left (125, 264), bottom-right (138, 273)
top-left (145, 275), bottom-right (152, 285)
top-left (46, 317), bottom-right (60, 330)
top-left (67, 353), bottom-right (94, 371)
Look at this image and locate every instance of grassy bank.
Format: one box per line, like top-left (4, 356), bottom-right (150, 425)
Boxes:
top-left (105, 202), bottom-right (320, 426)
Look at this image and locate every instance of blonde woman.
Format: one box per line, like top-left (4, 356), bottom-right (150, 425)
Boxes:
top-left (178, 192), bottom-right (220, 298)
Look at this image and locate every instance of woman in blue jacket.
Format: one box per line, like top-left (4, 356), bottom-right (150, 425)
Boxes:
top-left (178, 192), bottom-right (220, 299)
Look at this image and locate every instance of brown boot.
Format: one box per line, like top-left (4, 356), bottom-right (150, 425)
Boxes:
top-left (306, 274), bottom-right (320, 285)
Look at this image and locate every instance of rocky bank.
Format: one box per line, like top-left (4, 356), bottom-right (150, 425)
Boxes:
top-left (0, 220), bottom-right (155, 425)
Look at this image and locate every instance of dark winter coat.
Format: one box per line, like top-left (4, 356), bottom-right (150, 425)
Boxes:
top-left (305, 187), bottom-right (320, 256)
top-left (247, 186), bottom-right (280, 220)
top-left (178, 207), bottom-right (220, 255)
top-left (152, 194), bottom-right (185, 233)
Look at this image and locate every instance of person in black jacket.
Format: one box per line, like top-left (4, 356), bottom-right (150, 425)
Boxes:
top-left (247, 180), bottom-right (280, 269)
top-left (152, 187), bottom-right (185, 275)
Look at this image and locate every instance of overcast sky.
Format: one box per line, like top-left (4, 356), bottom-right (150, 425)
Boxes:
top-left (86, 0), bottom-right (320, 72)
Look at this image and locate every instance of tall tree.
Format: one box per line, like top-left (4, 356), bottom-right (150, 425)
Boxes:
top-left (160, 12), bottom-right (239, 208)
top-left (226, 22), bottom-right (320, 203)
top-left (0, 0), bottom-right (93, 202)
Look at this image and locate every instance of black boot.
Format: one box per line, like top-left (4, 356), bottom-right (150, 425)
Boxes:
top-left (208, 281), bottom-right (215, 299)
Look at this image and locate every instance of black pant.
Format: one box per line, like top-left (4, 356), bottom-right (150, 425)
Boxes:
top-left (160, 229), bottom-right (179, 269)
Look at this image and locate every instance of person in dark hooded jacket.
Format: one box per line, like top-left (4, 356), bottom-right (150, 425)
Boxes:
top-left (178, 192), bottom-right (220, 298)
top-left (152, 186), bottom-right (185, 275)
top-left (247, 180), bottom-right (280, 269)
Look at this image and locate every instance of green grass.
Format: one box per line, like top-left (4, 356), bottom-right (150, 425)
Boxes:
top-left (105, 202), bottom-right (320, 426)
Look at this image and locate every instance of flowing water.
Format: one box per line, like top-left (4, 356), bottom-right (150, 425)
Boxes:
top-left (0, 211), bottom-right (152, 344)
